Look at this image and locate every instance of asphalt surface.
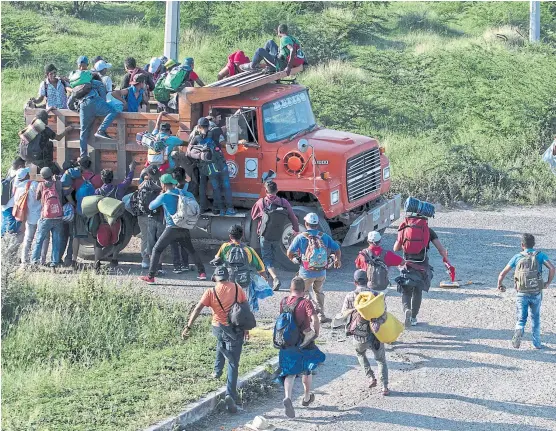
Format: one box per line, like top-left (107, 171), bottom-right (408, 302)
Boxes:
top-left (95, 207), bottom-right (556, 430)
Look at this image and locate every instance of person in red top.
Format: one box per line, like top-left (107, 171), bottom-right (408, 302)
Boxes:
top-left (355, 230), bottom-right (405, 271)
top-left (251, 181), bottom-right (299, 291)
top-left (217, 50), bottom-right (251, 81)
top-left (182, 266), bottom-right (247, 414)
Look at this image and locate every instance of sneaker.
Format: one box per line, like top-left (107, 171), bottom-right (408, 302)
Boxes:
top-left (273, 277), bottom-right (281, 291)
top-left (239, 63), bottom-right (258, 72)
top-left (534, 344), bottom-right (543, 350)
top-left (71, 260), bottom-right (79, 271)
top-left (173, 266), bottom-right (186, 274)
top-left (212, 209), bottom-right (220, 216)
top-left (63, 259), bottom-right (73, 267)
top-left (109, 259), bottom-right (119, 268)
top-left (225, 208), bottom-right (237, 216)
top-left (319, 316), bottom-right (332, 324)
top-left (219, 209), bottom-right (225, 216)
top-left (411, 317), bottom-right (418, 326)
top-left (211, 371), bottom-right (222, 379)
top-left (94, 130), bottom-right (115, 140)
top-left (512, 329), bottom-right (522, 349)
top-left (404, 309), bottom-right (412, 328)
top-left (139, 275), bottom-right (156, 285)
top-left (156, 269), bottom-right (166, 276)
top-left (225, 395), bottom-right (238, 414)
top-left (197, 273), bottom-right (207, 281)
top-left (141, 260), bottom-right (150, 269)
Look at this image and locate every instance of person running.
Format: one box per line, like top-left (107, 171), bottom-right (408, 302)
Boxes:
top-left (393, 211), bottom-right (448, 328)
top-left (276, 276), bottom-right (325, 418)
top-left (287, 213), bottom-right (341, 323)
top-left (497, 233), bottom-right (554, 349)
top-left (182, 266), bottom-right (248, 414)
top-left (139, 173), bottom-right (206, 284)
top-left (341, 270), bottom-right (390, 395)
top-left (355, 231), bottom-right (405, 292)
top-left (29, 64), bottom-right (70, 109)
top-left (251, 180), bottom-right (299, 290)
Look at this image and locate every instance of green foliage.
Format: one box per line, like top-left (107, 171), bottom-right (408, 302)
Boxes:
top-left (0, 10), bottom-right (41, 67)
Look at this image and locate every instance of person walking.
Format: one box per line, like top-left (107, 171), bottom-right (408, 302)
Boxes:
top-left (287, 213), bottom-right (341, 323)
top-left (182, 266), bottom-right (247, 414)
top-left (497, 233), bottom-right (554, 349)
top-left (139, 173), bottom-right (206, 284)
top-left (251, 180), bottom-right (299, 291)
top-left (341, 270), bottom-right (390, 395)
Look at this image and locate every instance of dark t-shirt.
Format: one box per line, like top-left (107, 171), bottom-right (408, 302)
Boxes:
top-left (404, 228), bottom-right (438, 261)
top-left (120, 70), bottom-right (155, 92)
top-left (280, 296), bottom-right (315, 332)
top-left (38, 127), bottom-right (57, 162)
top-left (191, 128), bottom-right (227, 175)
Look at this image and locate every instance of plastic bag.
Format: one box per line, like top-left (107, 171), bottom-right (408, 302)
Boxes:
top-left (542, 140), bottom-right (556, 174)
top-left (252, 274), bottom-right (273, 300)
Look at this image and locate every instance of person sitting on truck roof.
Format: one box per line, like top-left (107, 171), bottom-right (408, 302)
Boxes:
top-left (110, 74), bottom-right (149, 113)
top-left (144, 57), bottom-right (165, 83)
top-left (217, 50), bottom-right (251, 81)
top-left (120, 57), bottom-right (156, 93)
top-left (251, 181), bottom-right (299, 291)
top-left (29, 64), bottom-right (71, 110)
top-left (240, 24), bottom-right (306, 76)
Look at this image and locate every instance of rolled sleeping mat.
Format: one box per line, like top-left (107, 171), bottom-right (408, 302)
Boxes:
top-left (97, 197), bottom-right (125, 221)
top-left (372, 312), bottom-right (404, 344)
top-left (81, 195), bottom-right (104, 218)
top-left (404, 197), bottom-right (435, 218)
top-left (355, 291), bottom-right (386, 320)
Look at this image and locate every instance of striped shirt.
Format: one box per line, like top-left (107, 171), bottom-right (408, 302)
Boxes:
top-left (39, 79), bottom-right (68, 109)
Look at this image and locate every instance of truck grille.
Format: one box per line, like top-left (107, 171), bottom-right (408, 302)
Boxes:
top-left (346, 148), bottom-right (381, 202)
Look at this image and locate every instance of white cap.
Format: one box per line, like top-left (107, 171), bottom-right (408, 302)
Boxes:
top-left (304, 212), bottom-right (319, 225)
top-left (367, 231), bottom-right (381, 243)
top-left (16, 167), bottom-right (30, 180)
top-left (149, 57), bottom-right (162, 72)
top-left (94, 60), bottom-right (112, 72)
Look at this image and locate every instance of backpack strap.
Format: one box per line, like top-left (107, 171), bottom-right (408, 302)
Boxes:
top-left (234, 282), bottom-right (239, 305)
top-left (282, 296), bottom-right (304, 315)
top-left (213, 287), bottom-right (226, 313)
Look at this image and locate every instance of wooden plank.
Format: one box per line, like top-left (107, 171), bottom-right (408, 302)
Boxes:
top-left (116, 118), bottom-right (127, 180)
top-left (56, 116), bottom-right (67, 167)
top-left (183, 86), bottom-right (240, 104)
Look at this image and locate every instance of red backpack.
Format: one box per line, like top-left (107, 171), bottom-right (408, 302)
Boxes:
top-left (397, 216), bottom-right (430, 257)
top-left (41, 181), bottom-right (63, 219)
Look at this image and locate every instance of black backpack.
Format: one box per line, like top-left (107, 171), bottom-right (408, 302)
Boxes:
top-left (136, 180), bottom-right (161, 215)
top-left (259, 197), bottom-right (291, 241)
top-left (214, 283), bottom-right (256, 331)
top-left (345, 309), bottom-right (371, 343)
top-left (1, 174), bottom-right (15, 206)
top-left (19, 133), bottom-right (43, 163)
top-left (360, 249), bottom-right (390, 291)
top-left (226, 243), bottom-right (252, 288)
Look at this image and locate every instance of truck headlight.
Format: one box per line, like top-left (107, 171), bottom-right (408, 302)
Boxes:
top-left (331, 189), bottom-right (340, 205)
top-left (383, 166), bottom-right (391, 180)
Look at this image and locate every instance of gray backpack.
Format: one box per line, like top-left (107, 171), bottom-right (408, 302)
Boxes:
top-left (226, 244), bottom-right (251, 288)
top-left (514, 251), bottom-right (543, 294)
top-left (213, 283), bottom-right (256, 331)
top-left (360, 249), bottom-right (389, 291)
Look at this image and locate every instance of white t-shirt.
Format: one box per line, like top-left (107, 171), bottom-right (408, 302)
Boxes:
top-left (13, 180), bottom-right (41, 225)
top-left (101, 75), bottom-right (113, 93)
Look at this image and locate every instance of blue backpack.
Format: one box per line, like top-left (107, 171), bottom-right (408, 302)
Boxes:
top-left (76, 176), bottom-right (96, 215)
top-left (273, 297), bottom-right (303, 349)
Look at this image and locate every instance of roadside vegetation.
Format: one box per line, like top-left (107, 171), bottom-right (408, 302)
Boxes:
top-left (2, 1), bottom-right (556, 204)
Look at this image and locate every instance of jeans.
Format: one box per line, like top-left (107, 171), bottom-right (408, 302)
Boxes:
top-left (199, 169), bottom-right (233, 211)
top-left (251, 40), bottom-right (279, 68)
top-left (79, 95), bottom-right (119, 157)
top-left (1, 208), bottom-right (21, 236)
top-left (515, 292), bottom-right (543, 347)
top-left (171, 240), bottom-right (190, 268)
top-left (212, 325), bottom-right (244, 402)
top-left (21, 222), bottom-right (37, 264)
top-left (137, 215), bottom-right (149, 261)
top-left (260, 236), bottom-right (280, 268)
top-left (302, 275), bottom-right (326, 316)
top-left (355, 339), bottom-right (388, 387)
top-left (401, 285), bottom-right (423, 319)
top-left (148, 227), bottom-right (205, 277)
top-left (146, 216), bottom-right (165, 256)
top-left (60, 223), bottom-right (73, 263)
top-left (32, 218), bottom-right (64, 265)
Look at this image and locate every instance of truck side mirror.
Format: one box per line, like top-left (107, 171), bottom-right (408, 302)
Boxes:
top-left (226, 116), bottom-right (239, 145)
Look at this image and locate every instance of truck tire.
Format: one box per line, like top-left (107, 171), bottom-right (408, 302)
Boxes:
top-left (77, 213), bottom-right (134, 261)
top-left (274, 205), bottom-right (332, 271)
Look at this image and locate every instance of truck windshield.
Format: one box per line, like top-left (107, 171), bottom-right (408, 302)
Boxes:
top-left (262, 91), bottom-right (316, 143)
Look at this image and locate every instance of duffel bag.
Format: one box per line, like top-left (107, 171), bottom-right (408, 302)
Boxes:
top-left (81, 195), bottom-right (104, 218)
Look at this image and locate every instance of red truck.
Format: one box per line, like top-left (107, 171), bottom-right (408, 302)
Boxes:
top-left (24, 66), bottom-right (400, 268)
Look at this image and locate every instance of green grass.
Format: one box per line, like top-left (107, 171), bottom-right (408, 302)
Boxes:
top-left (2, 1), bottom-right (556, 204)
top-left (1, 268), bottom-right (275, 431)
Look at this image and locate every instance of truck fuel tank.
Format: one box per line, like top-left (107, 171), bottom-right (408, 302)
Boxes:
top-left (190, 211), bottom-right (253, 243)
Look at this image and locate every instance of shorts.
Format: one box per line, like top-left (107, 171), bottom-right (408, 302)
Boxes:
top-left (260, 236), bottom-right (280, 268)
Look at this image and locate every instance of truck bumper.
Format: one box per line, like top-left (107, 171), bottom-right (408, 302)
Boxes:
top-left (341, 194), bottom-right (402, 246)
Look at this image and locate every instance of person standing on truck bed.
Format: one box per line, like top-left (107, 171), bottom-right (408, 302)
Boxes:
top-left (240, 24), bottom-right (306, 76)
top-left (110, 74), bottom-right (149, 113)
top-left (29, 64), bottom-right (70, 109)
top-left (120, 57), bottom-right (155, 93)
top-left (139, 173), bottom-right (207, 284)
top-left (287, 213), bottom-right (341, 324)
top-left (251, 181), bottom-right (299, 291)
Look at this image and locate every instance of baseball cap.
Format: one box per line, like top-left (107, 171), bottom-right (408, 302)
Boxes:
top-left (160, 173), bottom-right (178, 185)
top-left (165, 59), bottom-right (177, 69)
top-left (353, 269), bottom-right (368, 286)
top-left (212, 266), bottom-right (229, 282)
top-left (16, 167), bottom-right (30, 180)
top-left (367, 231), bottom-right (382, 243)
top-left (160, 122), bottom-right (171, 132)
top-left (40, 166), bottom-right (53, 179)
top-left (304, 212), bottom-right (319, 225)
top-left (77, 56), bottom-right (89, 66)
top-left (94, 60), bottom-right (112, 72)
top-left (149, 57), bottom-right (162, 72)
top-left (198, 117), bottom-right (210, 127)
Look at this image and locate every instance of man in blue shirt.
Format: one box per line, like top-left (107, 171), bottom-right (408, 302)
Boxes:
top-left (497, 233), bottom-right (554, 349)
top-left (139, 174), bottom-right (206, 284)
top-left (287, 213), bottom-right (341, 323)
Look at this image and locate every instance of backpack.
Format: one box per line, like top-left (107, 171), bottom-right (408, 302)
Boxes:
top-left (301, 232), bottom-right (328, 271)
top-left (171, 192), bottom-right (200, 229)
top-left (514, 251), bottom-right (544, 294)
top-left (397, 216), bottom-right (430, 260)
top-left (136, 180), bottom-right (161, 215)
top-left (213, 283), bottom-right (256, 331)
top-left (360, 249), bottom-right (390, 291)
top-left (273, 297), bottom-right (303, 349)
top-left (290, 39), bottom-right (306, 67)
top-left (1, 175), bottom-right (15, 206)
top-left (153, 74), bottom-right (171, 102)
top-left (164, 66), bottom-right (191, 92)
top-left (76, 176), bottom-right (96, 215)
top-left (19, 134), bottom-right (44, 164)
top-left (72, 83), bottom-right (93, 99)
top-left (12, 182), bottom-right (31, 222)
top-left (68, 70), bottom-right (93, 88)
top-left (345, 309), bottom-right (371, 342)
top-left (41, 181), bottom-right (63, 219)
top-left (226, 244), bottom-right (252, 288)
top-left (259, 197), bottom-right (290, 241)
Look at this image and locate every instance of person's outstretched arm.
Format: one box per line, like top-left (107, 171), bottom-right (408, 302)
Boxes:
top-left (543, 259), bottom-right (555, 288)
